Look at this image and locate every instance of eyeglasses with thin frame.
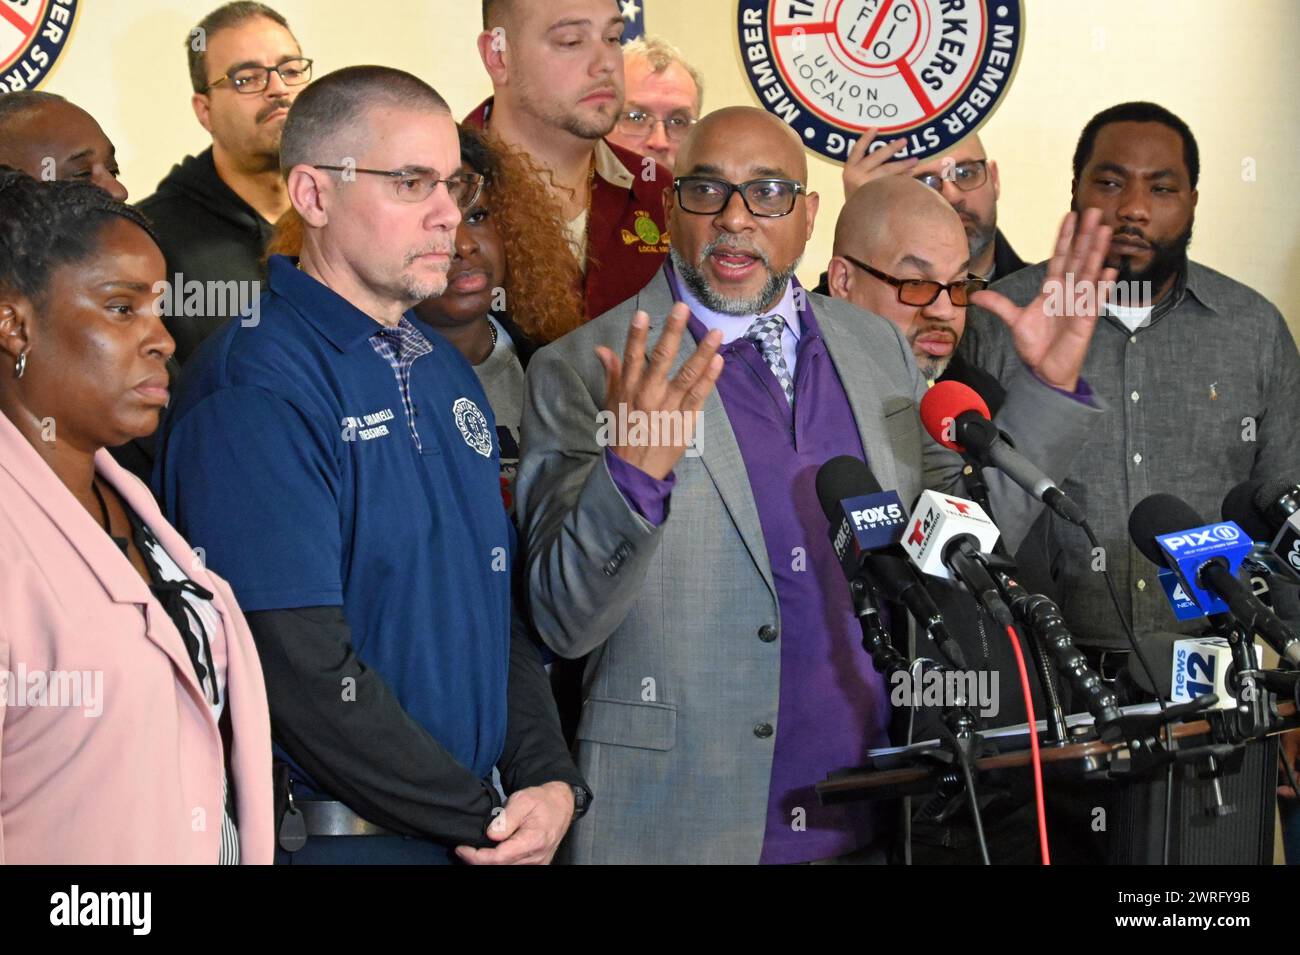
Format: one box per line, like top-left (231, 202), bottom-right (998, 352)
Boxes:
top-left (841, 255), bottom-right (989, 306)
top-left (674, 176), bottom-right (807, 218)
top-left (312, 165), bottom-right (485, 210)
top-left (914, 158), bottom-right (989, 194)
top-left (616, 110), bottom-right (697, 143)
top-left (207, 57), bottom-right (314, 94)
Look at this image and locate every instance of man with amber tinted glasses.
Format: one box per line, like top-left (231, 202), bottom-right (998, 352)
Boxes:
top-left (826, 177), bottom-right (996, 395)
top-left (138, 1), bottom-right (313, 363)
top-left (606, 36), bottom-right (703, 172)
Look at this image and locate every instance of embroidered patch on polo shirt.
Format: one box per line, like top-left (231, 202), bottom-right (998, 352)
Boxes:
top-left (452, 398), bottom-right (493, 458)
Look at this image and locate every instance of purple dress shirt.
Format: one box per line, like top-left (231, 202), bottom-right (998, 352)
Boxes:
top-left (607, 263), bottom-right (893, 863)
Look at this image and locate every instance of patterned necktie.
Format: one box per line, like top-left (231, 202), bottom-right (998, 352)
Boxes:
top-left (744, 313), bottom-right (795, 405)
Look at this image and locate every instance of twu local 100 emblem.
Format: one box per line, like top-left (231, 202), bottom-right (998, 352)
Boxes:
top-left (736, 0), bottom-right (1024, 163)
top-left (0, 0), bottom-right (79, 93)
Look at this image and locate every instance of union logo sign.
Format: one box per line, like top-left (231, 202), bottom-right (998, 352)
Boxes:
top-left (737, 0), bottom-right (1024, 163)
top-left (0, 0), bottom-right (78, 94)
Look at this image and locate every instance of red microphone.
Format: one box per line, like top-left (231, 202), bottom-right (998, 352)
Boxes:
top-left (919, 380), bottom-right (997, 454)
top-left (919, 380), bottom-right (1088, 526)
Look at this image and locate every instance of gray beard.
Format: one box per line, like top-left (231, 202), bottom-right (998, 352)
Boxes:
top-left (917, 354), bottom-right (951, 381)
top-left (670, 246), bottom-right (802, 316)
top-left (966, 216), bottom-right (996, 264)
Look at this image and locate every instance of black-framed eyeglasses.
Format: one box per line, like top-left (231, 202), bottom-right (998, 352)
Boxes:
top-left (616, 110), bottom-right (697, 143)
top-left (674, 176), bottom-right (807, 218)
top-left (915, 158), bottom-right (989, 194)
top-left (842, 255), bottom-right (988, 306)
top-left (208, 57), bottom-right (314, 94)
top-left (312, 165), bottom-right (485, 209)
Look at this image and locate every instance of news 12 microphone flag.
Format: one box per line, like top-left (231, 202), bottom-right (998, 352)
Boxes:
top-left (620, 0), bottom-right (646, 42)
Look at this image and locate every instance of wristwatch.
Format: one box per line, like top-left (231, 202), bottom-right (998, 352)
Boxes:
top-left (571, 785), bottom-right (591, 820)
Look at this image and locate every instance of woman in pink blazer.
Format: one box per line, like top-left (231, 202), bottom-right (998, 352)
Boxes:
top-left (0, 169), bottom-right (273, 864)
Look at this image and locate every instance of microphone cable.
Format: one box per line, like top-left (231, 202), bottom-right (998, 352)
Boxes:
top-left (1002, 621), bottom-right (1050, 864)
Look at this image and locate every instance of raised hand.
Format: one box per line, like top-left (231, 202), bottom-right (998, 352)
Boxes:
top-left (842, 128), bottom-right (920, 199)
top-left (594, 303), bottom-right (724, 481)
top-left (969, 207), bottom-right (1118, 392)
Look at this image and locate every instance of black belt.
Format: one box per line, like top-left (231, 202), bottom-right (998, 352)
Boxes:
top-left (297, 800), bottom-right (393, 837)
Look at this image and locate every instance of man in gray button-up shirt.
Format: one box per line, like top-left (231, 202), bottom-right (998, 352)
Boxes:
top-left (962, 101), bottom-right (1300, 654)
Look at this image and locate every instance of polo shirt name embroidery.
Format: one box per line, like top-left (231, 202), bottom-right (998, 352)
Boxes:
top-left (343, 408), bottom-right (395, 441)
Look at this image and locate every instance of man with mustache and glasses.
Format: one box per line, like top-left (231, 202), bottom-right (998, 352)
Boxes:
top-left (155, 67), bottom-right (587, 865)
top-left (825, 176), bottom-right (1005, 405)
top-left (815, 131), bottom-right (1025, 302)
top-left (841, 131), bottom-right (1026, 283)
top-left (469, 0), bottom-right (671, 320)
top-left (960, 101), bottom-right (1300, 674)
top-left (138, 2), bottom-right (312, 365)
top-left (517, 106), bottom-right (1111, 864)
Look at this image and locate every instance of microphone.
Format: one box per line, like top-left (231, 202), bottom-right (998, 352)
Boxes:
top-left (919, 380), bottom-right (1087, 526)
top-left (1222, 479), bottom-right (1300, 583)
top-left (815, 456), bottom-right (968, 670)
top-left (900, 489), bottom-right (1014, 628)
top-left (1128, 493), bottom-right (1300, 666)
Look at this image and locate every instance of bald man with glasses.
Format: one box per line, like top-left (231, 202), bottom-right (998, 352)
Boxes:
top-left (156, 66), bottom-right (587, 866)
top-left (826, 176), bottom-right (1003, 404)
top-left (517, 107), bottom-right (1109, 864)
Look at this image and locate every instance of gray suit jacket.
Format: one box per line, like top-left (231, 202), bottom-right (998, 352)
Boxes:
top-left (516, 270), bottom-right (1102, 864)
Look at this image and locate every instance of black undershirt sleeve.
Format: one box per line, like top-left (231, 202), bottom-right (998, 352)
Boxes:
top-left (245, 606), bottom-right (501, 848)
top-left (497, 610), bottom-right (590, 798)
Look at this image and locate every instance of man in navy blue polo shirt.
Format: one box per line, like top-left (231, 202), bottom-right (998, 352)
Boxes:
top-left (155, 65), bottom-right (586, 864)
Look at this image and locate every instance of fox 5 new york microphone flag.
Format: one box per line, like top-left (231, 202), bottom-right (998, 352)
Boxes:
top-left (619, 0), bottom-right (645, 42)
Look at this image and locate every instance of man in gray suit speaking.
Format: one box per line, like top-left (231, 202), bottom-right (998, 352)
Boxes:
top-left (516, 106), bottom-right (1116, 864)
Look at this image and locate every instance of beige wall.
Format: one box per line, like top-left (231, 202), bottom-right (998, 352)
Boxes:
top-left (39, 0), bottom-right (1300, 334)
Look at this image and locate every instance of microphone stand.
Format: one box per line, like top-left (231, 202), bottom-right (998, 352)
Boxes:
top-left (981, 556), bottom-right (1119, 742)
top-left (848, 574), bottom-right (978, 744)
top-left (846, 572), bottom-right (993, 861)
top-left (960, 449), bottom-right (1072, 745)
top-left (1208, 613), bottom-right (1277, 740)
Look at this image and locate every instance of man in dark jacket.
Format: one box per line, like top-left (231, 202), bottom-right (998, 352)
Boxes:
top-left (906, 133), bottom-right (1025, 283)
top-left (137, 2), bottom-right (311, 364)
top-left (839, 130), bottom-right (1026, 283)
